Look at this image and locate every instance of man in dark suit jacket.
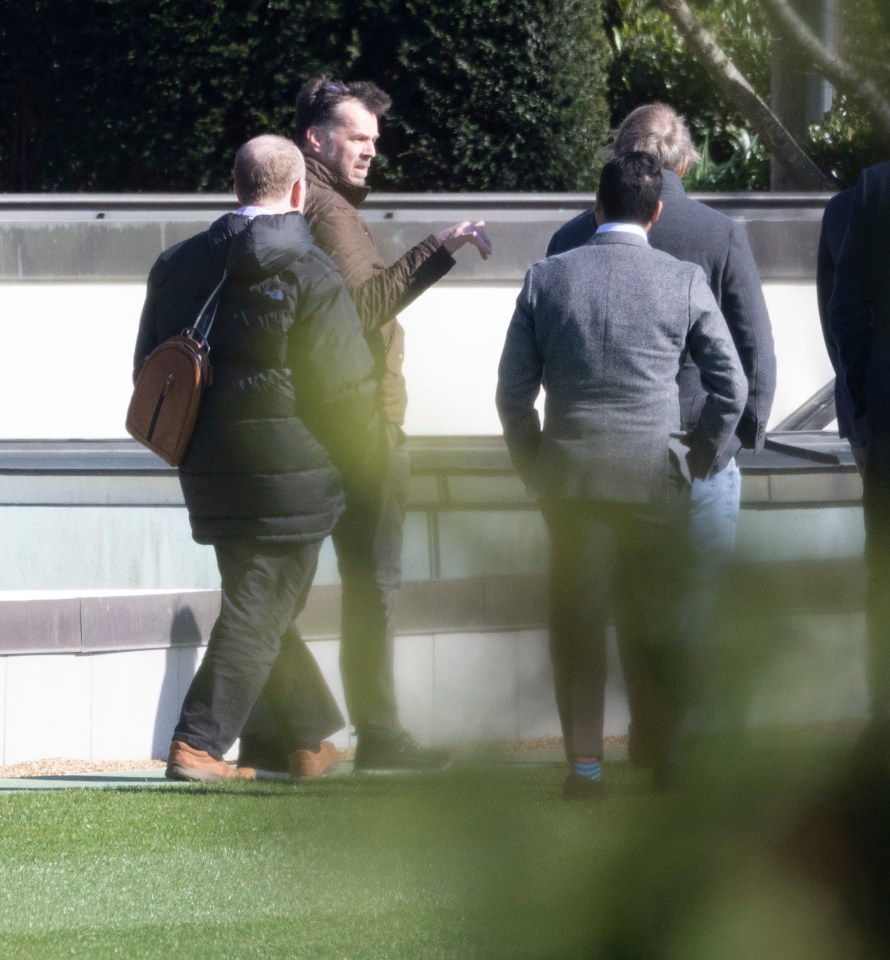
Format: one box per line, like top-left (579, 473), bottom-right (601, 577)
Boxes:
top-left (829, 161), bottom-right (890, 733)
top-left (498, 153), bottom-right (747, 798)
top-left (548, 104), bottom-right (776, 763)
top-left (817, 187), bottom-right (864, 470)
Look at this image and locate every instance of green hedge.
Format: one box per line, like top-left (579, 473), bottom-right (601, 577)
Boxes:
top-left (0, 0), bottom-right (610, 192)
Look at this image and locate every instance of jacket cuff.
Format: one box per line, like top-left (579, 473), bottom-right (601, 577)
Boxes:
top-left (425, 237), bottom-right (457, 273)
top-left (737, 415), bottom-right (767, 452)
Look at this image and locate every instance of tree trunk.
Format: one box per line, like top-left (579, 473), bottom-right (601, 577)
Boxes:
top-left (762, 0), bottom-right (890, 144)
top-left (658, 0), bottom-right (836, 190)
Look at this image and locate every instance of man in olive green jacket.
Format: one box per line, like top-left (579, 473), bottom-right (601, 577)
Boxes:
top-left (239, 76), bottom-right (491, 775)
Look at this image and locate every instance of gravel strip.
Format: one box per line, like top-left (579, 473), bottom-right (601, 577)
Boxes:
top-left (0, 758), bottom-right (167, 778)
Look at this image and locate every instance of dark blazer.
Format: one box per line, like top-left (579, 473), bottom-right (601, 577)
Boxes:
top-left (497, 231), bottom-right (747, 504)
top-left (547, 170), bottom-right (775, 470)
top-left (816, 188), bottom-right (860, 443)
top-left (829, 161), bottom-right (890, 475)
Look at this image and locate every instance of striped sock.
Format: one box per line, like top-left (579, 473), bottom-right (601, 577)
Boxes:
top-left (574, 757), bottom-right (602, 781)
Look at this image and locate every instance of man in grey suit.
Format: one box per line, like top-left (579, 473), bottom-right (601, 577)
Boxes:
top-left (548, 104), bottom-right (776, 763)
top-left (498, 152), bottom-right (746, 799)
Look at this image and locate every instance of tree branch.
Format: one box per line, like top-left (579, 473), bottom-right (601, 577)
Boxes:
top-left (657, 0), bottom-right (836, 190)
top-left (761, 0), bottom-right (890, 142)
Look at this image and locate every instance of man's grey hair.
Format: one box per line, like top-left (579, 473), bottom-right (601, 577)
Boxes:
top-left (607, 104), bottom-right (701, 175)
top-left (233, 134), bottom-right (305, 205)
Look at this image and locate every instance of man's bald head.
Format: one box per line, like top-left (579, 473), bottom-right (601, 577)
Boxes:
top-left (233, 135), bottom-right (305, 206)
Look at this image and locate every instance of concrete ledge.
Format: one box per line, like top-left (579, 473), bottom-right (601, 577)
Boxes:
top-left (0, 559), bottom-right (867, 657)
top-left (0, 435), bottom-right (866, 508)
top-left (0, 193), bottom-right (832, 283)
top-left (0, 574), bottom-right (548, 655)
top-left (0, 597), bottom-right (82, 654)
top-left (0, 591), bottom-right (219, 655)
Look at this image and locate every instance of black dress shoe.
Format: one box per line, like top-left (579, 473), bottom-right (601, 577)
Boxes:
top-left (562, 774), bottom-right (606, 800)
top-left (354, 732), bottom-right (452, 775)
top-left (236, 734), bottom-right (289, 774)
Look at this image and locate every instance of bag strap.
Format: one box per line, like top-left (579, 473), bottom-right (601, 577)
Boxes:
top-left (183, 270), bottom-right (228, 348)
top-left (182, 224), bottom-right (251, 348)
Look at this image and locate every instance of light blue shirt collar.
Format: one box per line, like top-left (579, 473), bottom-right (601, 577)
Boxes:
top-left (236, 205), bottom-right (269, 220)
top-left (595, 221), bottom-right (649, 242)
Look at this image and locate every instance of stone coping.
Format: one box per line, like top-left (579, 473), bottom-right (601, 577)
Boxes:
top-left (0, 193), bottom-right (830, 282)
top-left (0, 434), bottom-right (865, 509)
top-left (0, 575), bottom-right (548, 656)
top-left (0, 558), bottom-right (866, 657)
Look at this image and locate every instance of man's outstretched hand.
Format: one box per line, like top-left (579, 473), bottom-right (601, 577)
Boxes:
top-left (436, 220), bottom-right (493, 260)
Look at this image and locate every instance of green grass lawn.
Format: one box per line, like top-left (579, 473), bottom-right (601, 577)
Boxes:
top-left (0, 741), bottom-right (887, 960)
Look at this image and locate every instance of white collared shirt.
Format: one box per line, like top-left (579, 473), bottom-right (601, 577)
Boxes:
top-left (595, 221), bottom-right (649, 242)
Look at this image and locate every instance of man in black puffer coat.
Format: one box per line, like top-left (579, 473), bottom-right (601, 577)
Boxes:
top-left (133, 135), bottom-right (381, 782)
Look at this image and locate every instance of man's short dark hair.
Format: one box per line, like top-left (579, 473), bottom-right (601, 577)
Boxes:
top-left (294, 76), bottom-right (392, 147)
top-left (597, 152), bottom-right (663, 226)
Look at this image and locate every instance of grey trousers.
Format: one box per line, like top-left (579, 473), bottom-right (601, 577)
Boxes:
top-left (545, 499), bottom-right (688, 762)
top-left (173, 538), bottom-right (334, 759)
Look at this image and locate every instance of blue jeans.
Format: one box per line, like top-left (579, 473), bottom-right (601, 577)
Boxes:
top-left (689, 457), bottom-right (741, 569)
top-left (684, 458), bottom-right (742, 730)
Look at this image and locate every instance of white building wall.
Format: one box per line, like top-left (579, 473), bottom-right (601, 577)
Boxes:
top-left (0, 281), bottom-right (834, 441)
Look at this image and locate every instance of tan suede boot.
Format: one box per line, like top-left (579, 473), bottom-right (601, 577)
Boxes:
top-left (288, 740), bottom-right (338, 778)
top-left (166, 740), bottom-right (256, 782)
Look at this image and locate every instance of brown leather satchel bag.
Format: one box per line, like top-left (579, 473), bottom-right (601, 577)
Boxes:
top-left (126, 272), bottom-right (227, 466)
